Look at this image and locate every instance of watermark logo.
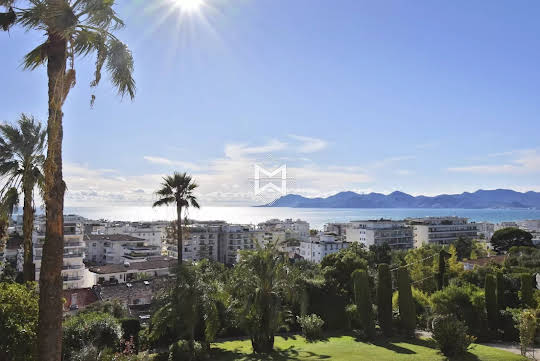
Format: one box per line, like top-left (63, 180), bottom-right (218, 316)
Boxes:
top-left (254, 164), bottom-right (287, 196)
top-left (249, 155), bottom-right (294, 206)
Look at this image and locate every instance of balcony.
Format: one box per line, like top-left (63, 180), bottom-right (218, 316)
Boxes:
top-left (62, 264), bottom-right (83, 270)
top-left (63, 275), bottom-right (83, 282)
top-left (64, 253), bottom-right (84, 258)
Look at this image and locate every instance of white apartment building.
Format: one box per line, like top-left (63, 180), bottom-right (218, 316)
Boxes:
top-left (257, 218), bottom-right (310, 242)
top-left (33, 222), bottom-right (87, 289)
top-left (324, 223), bottom-right (351, 237)
top-left (517, 220), bottom-right (540, 233)
top-left (299, 233), bottom-right (350, 263)
top-left (408, 217), bottom-right (478, 248)
top-left (166, 223), bottom-right (221, 262)
top-left (103, 221), bottom-right (167, 248)
top-left (476, 222), bottom-right (495, 241)
top-left (220, 224), bottom-right (264, 264)
top-left (85, 234), bottom-right (161, 264)
top-left (345, 219), bottom-right (414, 249)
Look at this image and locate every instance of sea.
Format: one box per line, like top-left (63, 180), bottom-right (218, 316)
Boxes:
top-left (60, 206), bottom-right (540, 230)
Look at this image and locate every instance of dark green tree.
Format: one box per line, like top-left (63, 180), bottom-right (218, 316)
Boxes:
top-left (1, 1), bottom-right (136, 359)
top-left (377, 263), bottom-right (393, 336)
top-left (496, 271), bottom-right (505, 312)
top-left (491, 228), bottom-right (533, 254)
top-left (0, 114), bottom-right (46, 282)
top-left (520, 273), bottom-right (535, 308)
top-left (397, 267), bottom-right (416, 335)
top-left (484, 273), bottom-right (498, 331)
top-left (437, 249), bottom-right (450, 290)
top-left (453, 237), bottom-right (473, 261)
top-left (352, 269), bottom-right (375, 339)
top-left (369, 243), bottom-right (392, 266)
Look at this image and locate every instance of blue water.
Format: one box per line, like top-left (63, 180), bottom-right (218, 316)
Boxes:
top-left (62, 206), bottom-right (540, 230)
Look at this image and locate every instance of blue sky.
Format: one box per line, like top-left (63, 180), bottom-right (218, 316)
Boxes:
top-left (2, 0), bottom-right (540, 206)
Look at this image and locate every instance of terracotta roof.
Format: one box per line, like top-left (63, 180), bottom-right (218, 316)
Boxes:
top-left (84, 234), bottom-right (144, 242)
top-left (63, 288), bottom-right (99, 311)
top-left (89, 257), bottom-right (176, 274)
top-left (463, 255), bottom-right (507, 267)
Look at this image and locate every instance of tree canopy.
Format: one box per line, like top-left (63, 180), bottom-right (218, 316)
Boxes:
top-left (490, 228), bottom-right (533, 254)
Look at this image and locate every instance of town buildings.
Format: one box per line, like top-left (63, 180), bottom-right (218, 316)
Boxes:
top-left (89, 256), bottom-right (175, 284)
top-left (299, 232), bottom-right (350, 263)
top-left (33, 221), bottom-right (87, 289)
top-left (408, 216), bottom-right (478, 248)
top-left (344, 219), bottom-right (414, 250)
top-left (84, 234), bottom-right (161, 264)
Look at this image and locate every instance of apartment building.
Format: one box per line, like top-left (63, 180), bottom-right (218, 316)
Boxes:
top-left (299, 233), bottom-right (349, 263)
top-left (85, 234), bottom-right (161, 264)
top-left (257, 218), bottom-right (310, 242)
top-left (166, 223), bottom-right (221, 262)
top-left (324, 223), bottom-right (350, 237)
top-left (33, 221), bottom-right (87, 289)
top-left (345, 219), bottom-right (414, 249)
top-left (89, 256), bottom-right (175, 284)
top-left (103, 221), bottom-right (168, 247)
top-left (219, 224), bottom-right (263, 264)
top-left (408, 217), bottom-right (477, 248)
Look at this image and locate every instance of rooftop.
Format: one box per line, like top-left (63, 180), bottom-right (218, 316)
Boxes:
top-left (84, 234), bottom-right (145, 242)
top-left (89, 257), bottom-right (176, 274)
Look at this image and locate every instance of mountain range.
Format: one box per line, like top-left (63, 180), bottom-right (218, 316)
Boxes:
top-left (263, 189), bottom-right (540, 209)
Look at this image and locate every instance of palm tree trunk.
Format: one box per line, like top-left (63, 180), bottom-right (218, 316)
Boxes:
top-left (38, 30), bottom-right (67, 361)
top-left (22, 179), bottom-right (35, 282)
top-left (177, 204), bottom-right (183, 264)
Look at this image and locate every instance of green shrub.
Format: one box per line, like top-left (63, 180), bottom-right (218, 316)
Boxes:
top-left (352, 269), bottom-right (375, 339)
top-left (431, 315), bottom-right (476, 357)
top-left (397, 268), bottom-right (416, 334)
top-left (392, 287), bottom-right (431, 329)
top-left (496, 271), bottom-right (505, 311)
top-left (168, 340), bottom-right (207, 361)
top-left (120, 318), bottom-right (141, 351)
top-left (377, 264), bottom-right (393, 336)
top-left (0, 282), bottom-right (38, 361)
top-left (430, 283), bottom-right (488, 339)
top-left (520, 273), bottom-right (535, 308)
top-left (485, 274), bottom-right (498, 331)
top-left (296, 314), bottom-right (325, 341)
top-left (517, 309), bottom-right (537, 355)
top-left (63, 312), bottom-right (123, 360)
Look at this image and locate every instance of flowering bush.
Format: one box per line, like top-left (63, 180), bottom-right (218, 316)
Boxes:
top-left (297, 314), bottom-right (325, 341)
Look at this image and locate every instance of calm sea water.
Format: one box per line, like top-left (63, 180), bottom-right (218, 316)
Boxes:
top-left (61, 206), bottom-right (540, 230)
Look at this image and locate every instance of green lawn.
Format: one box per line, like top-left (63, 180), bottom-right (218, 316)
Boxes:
top-left (210, 335), bottom-right (526, 361)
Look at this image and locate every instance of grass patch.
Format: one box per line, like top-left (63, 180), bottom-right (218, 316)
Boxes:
top-left (210, 334), bottom-right (526, 361)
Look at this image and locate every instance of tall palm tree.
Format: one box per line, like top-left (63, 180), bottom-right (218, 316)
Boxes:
top-left (153, 172), bottom-right (200, 264)
top-left (0, 114), bottom-right (46, 282)
top-left (1, 2), bottom-right (135, 359)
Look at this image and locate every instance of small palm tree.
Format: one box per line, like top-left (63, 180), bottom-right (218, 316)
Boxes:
top-left (0, 114), bottom-right (46, 282)
top-left (1, 2), bottom-right (135, 358)
top-left (153, 172), bottom-right (200, 264)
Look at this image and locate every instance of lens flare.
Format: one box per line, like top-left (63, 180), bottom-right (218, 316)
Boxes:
top-left (173, 0), bottom-right (203, 13)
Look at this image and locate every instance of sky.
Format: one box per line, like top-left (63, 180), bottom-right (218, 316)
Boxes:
top-left (2, 0), bottom-right (540, 207)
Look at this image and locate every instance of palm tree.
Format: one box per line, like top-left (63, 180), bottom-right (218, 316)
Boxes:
top-left (1, 2), bottom-right (135, 359)
top-left (153, 172), bottom-right (200, 264)
top-left (0, 114), bottom-right (46, 283)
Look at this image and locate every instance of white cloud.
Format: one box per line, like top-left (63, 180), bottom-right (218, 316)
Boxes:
top-left (448, 150), bottom-right (540, 174)
top-left (224, 139), bottom-right (287, 159)
top-left (143, 156), bottom-right (202, 170)
top-left (395, 169), bottom-right (414, 176)
top-left (288, 135), bottom-right (328, 153)
top-left (371, 155), bottom-right (415, 168)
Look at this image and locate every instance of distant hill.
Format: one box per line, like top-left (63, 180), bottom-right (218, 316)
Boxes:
top-left (263, 189), bottom-right (540, 208)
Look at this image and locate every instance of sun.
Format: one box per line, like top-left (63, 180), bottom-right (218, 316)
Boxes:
top-left (173, 0), bottom-right (204, 13)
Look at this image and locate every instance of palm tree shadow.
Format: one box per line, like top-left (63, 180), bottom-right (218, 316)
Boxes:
top-left (211, 345), bottom-right (331, 360)
top-left (371, 339), bottom-right (417, 355)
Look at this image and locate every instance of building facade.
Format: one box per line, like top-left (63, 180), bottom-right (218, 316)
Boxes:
top-left (345, 219), bottom-right (414, 249)
top-left (299, 233), bottom-right (350, 263)
top-left (408, 217), bottom-right (477, 248)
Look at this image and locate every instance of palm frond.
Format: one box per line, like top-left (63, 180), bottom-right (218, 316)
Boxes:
top-left (153, 197), bottom-right (175, 208)
top-left (22, 41), bottom-right (48, 70)
top-left (1, 186), bottom-right (19, 215)
top-left (72, 28), bottom-right (104, 57)
top-left (0, 6), bottom-right (16, 31)
top-left (105, 38), bottom-right (135, 99)
top-left (77, 0), bottom-right (124, 30)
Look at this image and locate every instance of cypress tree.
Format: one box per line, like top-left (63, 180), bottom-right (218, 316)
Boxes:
top-left (520, 273), bottom-right (534, 308)
top-left (377, 263), bottom-right (393, 337)
top-left (496, 271), bottom-right (505, 312)
top-left (485, 273), bottom-right (498, 331)
top-left (397, 267), bottom-right (416, 335)
top-left (352, 269), bottom-right (375, 339)
top-left (437, 249), bottom-right (450, 290)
